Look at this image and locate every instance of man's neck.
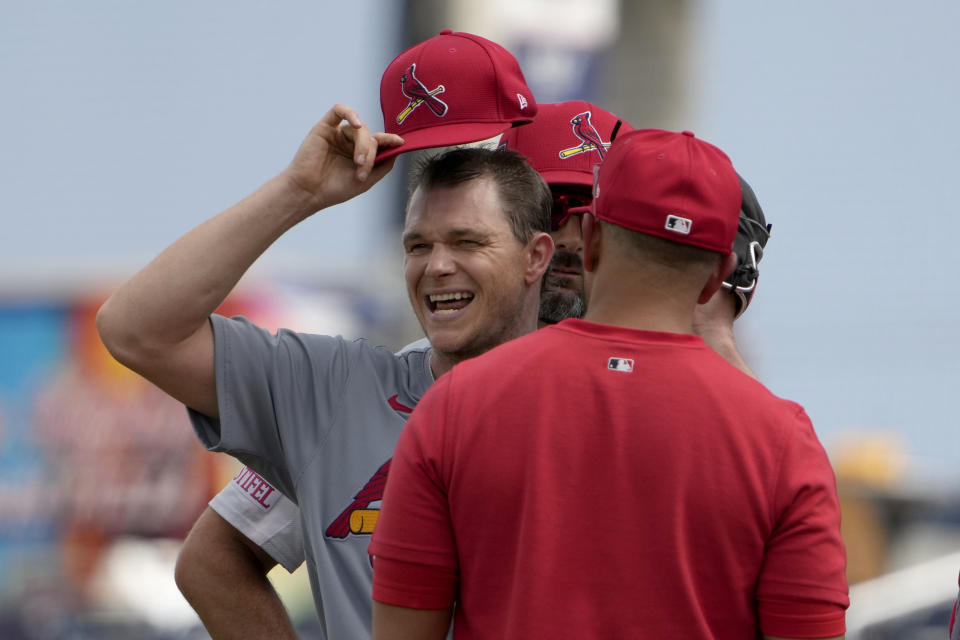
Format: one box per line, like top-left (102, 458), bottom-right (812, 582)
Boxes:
top-left (582, 255), bottom-right (710, 334)
top-left (583, 281), bottom-right (699, 335)
top-left (427, 311), bottom-right (540, 379)
top-left (429, 350), bottom-right (457, 379)
top-left (582, 306), bottom-right (695, 334)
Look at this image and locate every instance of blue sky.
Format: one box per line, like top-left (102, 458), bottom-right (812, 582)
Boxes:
top-left (690, 1), bottom-right (960, 484)
top-left (1, 1), bottom-right (404, 282)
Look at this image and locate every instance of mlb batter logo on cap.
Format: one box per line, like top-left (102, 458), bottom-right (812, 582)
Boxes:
top-left (665, 214), bottom-right (692, 235)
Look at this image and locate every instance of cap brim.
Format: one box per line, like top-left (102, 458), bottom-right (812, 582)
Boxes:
top-left (375, 121), bottom-right (516, 164)
top-left (537, 168), bottom-right (596, 188)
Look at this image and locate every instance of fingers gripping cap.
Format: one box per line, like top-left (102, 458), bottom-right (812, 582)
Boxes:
top-left (592, 129), bottom-right (741, 254)
top-left (499, 101), bottom-right (633, 188)
top-left (723, 174), bottom-right (772, 318)
top-left (376, 30), bottom-right (538, 163)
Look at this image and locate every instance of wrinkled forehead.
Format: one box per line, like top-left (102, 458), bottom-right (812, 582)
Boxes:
top-left (402, 178), bottom-right (512, 237)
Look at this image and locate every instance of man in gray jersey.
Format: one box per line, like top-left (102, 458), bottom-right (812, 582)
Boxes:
top-left (97, 99), bottom-right (554, 640)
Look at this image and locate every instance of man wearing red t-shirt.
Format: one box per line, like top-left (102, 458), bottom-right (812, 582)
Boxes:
top-left (370, 129), bottom-right (849, 639)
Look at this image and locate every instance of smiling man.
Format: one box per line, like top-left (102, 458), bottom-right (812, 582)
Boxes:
top-left (96, 100), bottom-right (552, 640)
top-left (402, 148), bottom-right (550, 371)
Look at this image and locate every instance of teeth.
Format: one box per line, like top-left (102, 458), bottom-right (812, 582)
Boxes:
top-left (429, 292), bottom-right (474, 302)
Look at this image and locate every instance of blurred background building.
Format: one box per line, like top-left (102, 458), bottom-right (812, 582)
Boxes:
top-left (2, 0), bottom-right (959, 638)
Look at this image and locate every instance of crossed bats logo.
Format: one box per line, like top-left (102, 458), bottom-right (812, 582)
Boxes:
top-left (559, 111), bottom-right (612, 160)
top-left (396, 63), bottom-right (448, 125)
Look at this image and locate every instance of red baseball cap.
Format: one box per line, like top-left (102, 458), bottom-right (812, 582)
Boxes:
top-left (593, 129), bottom-right (741, 254)
top-left (375, 30), bottom-right (537, 163)
top-left (500, 101), bottom-right (632, 187)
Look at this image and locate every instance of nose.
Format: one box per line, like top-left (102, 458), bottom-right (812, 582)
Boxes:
top-left (551, 216), bottom-right (583, 254)
top-left (424, 244), bottom-right (456, 278)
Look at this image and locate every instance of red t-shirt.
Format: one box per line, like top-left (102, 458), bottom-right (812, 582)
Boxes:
top-left (371, 319), bottom-right (848, 639)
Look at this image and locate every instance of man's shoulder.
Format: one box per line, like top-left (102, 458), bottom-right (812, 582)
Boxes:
top-left (214, 313), bottom-right (424, 359)
top-left (395, 337), bottom-right (431, 355)
top-left (211, 314), bottom-right (434, 390)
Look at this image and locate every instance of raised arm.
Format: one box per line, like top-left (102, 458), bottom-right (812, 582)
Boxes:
top-left (96, 104), bottom-right (401, 416)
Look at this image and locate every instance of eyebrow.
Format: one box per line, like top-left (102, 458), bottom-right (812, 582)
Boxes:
top-left (401, 231), bottom-right (422, 246)
top-left (402, 227), bottom-right (492, 245)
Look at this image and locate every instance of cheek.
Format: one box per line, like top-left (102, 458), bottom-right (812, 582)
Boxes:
top-left (404, 260), bottom-right (421, 298)
top-left (498, 255), bottom-right (531, 296)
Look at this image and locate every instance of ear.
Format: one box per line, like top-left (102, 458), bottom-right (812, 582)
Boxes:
top-left (697, 252), bottom-right (739, 304)
top-left (581, 213), bottom-right (601, 273)
top-left (524, 232), bottom-right (555, 285)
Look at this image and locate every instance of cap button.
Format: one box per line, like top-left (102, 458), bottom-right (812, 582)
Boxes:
top-left (439, 29), bottom-right (453, 35)
top-left (681, 130), bottom-right (695, 137)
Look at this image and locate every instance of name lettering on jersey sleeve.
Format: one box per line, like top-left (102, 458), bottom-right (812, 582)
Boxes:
top-left (232, 466), bottom-right (280, 509)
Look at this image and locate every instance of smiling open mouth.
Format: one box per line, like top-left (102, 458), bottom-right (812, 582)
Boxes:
top-left (428, 292), bottom-right (475, 314)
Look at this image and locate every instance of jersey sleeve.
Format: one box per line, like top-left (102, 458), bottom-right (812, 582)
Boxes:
top-left (188, 314), bottom-right (368, 496)
top-left (369, 375), bottom-right (459, 609)
top-left (756, 406), bottom-right (849, 638)
top-left (209, 466), bottom-right (305, 573)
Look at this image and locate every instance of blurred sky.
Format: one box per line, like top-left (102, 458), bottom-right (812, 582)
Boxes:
top-left (0, 0), bottom-right (405, 287)
top-left (689, 0), bottom-right (960, 486)
top-left (2, 1), bottom-right (958, 484)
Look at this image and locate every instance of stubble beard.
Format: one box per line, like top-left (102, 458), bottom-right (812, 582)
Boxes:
top-left (539, 289), bottom-right (586, 324)
top-left (538, 250), bottom-right (586, 324)
top-left (431, 281), bottom-right (529, 368)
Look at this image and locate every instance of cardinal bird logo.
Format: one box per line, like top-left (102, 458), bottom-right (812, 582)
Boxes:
top-left (559, 111), bottom-right (612, 160)
top-left (326, 460), bottom-right (391, 539)
top-left (396, 63), bottom-right (448, 125)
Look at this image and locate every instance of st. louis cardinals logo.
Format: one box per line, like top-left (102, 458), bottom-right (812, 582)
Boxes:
top-left (326, 459), bottom-right (392, 539)
top-left (396, 63), bottom-right (448, 125)
top-left (559, 111), bottom-right (611, 160)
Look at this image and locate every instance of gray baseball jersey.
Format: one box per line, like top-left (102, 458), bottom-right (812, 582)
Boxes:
top-left (189, 315), bottom-right (434, 640)
top-left (206, 338), bottom-right (433, 574)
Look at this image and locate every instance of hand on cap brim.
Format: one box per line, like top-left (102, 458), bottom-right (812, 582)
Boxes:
top-left (284, 104), bottom-right (404, 211)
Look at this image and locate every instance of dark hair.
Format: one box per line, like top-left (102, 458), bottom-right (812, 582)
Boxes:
top-left (409, 147), bottom-right (551, 243)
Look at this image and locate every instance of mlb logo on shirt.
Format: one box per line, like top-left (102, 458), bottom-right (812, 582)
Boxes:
top-left (665, 214), bottom-right (692, 235)
top-left (607, 357), bottom-right (634, 373)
